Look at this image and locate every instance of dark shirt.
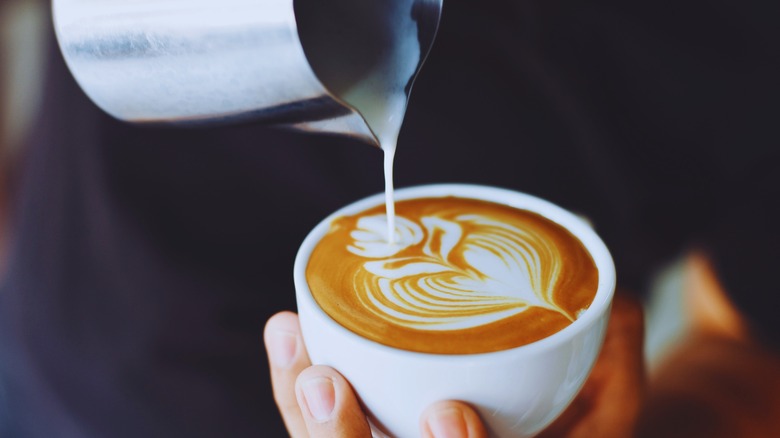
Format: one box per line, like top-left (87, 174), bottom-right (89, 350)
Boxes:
top-left (1, 1), bottom-right (778, 436)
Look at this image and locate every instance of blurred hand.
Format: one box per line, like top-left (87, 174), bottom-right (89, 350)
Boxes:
top-left (264, 293), bottom-right (644, 438)
top-left (634, 254), bottom-right (780, 437)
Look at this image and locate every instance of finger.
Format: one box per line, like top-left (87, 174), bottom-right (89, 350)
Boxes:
top-left (265, 311), bottom-right (312, 438)
top-left (421, 401), bottom-right (488, 438)
top-left (295, 365), bottom-right (371, 438)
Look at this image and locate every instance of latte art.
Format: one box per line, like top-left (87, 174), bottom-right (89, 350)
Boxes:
top-left (349, 213), bottom-right (571, 331)
top-left (307, 197), bottom-right (598, 354)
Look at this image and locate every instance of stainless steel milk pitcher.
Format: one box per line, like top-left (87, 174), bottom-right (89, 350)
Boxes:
top-left (52, 0), bottom-right (442, 146)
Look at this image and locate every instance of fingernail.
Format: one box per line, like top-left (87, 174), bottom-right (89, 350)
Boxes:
top-left (427, 407), bottom-right (468, 438)
top-left (267, 330), bottom-right (297, 368)
top-left (301, 377), bottom-right (336, 422)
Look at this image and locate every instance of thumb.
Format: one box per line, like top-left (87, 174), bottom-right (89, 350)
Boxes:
top-left (295, 365), bottom-right (371, 438)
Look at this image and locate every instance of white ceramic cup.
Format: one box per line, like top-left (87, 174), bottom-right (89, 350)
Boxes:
top-left (294, 184), bottom-right (616, 437)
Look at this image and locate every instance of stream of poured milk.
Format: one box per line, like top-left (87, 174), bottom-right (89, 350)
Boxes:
top-left (383, 144), bottom-right (397, 244)
top-left (349, 92), bottom-right (408, 245)
top-left (339, 70), bottom-right (416, 246)
top-left (294, 0), bottom-right (423, 244)
top-left (333, 13), bottom-right (418, 245)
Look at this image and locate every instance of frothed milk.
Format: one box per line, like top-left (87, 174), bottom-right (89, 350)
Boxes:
top-left (307, 197), bottom-right (599, 354)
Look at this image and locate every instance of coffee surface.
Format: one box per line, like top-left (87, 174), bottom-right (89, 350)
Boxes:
top-left (307, 197), bottom-right (598, 354)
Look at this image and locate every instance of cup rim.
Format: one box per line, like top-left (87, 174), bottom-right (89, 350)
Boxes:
top-left (294, 183), bottom-right (616, 361)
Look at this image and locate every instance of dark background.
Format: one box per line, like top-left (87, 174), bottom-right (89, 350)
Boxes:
top-left (1, 0), bottom-right (779, 436)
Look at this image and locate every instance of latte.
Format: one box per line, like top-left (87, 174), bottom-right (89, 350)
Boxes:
top-left (306, 196), bottom-right (598, 354)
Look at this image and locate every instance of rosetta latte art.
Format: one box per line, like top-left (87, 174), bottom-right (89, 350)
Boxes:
top-left (307, 197), bottom-right (598, 353)
top-left (347, 213), bottom-right (572, 331)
